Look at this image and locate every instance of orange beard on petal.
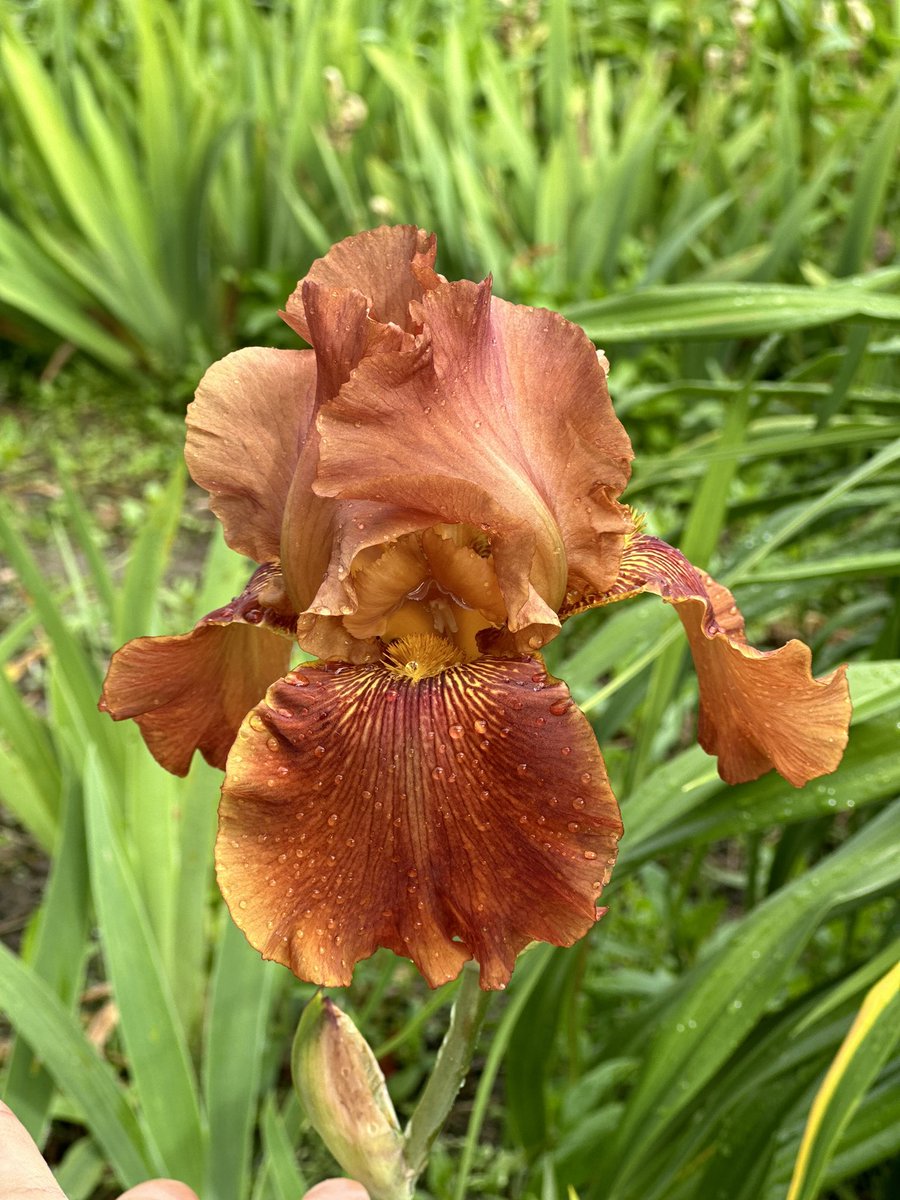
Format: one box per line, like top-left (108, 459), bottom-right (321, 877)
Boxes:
top-left (216, 652), bottom-right (622, 990)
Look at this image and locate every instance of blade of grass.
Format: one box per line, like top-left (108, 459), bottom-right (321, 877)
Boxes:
top-left (84, 749), bottom-right (206, 1187)
top-left (786, 960), bottom-right (900, 1200)
top-left (0, 942), bottom-right (152, 1186)
top-left (203, 916), bottom-right (279, 1200)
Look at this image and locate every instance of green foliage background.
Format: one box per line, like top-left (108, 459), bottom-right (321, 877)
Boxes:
top-left (1, 1), bottom-right (899, 1198)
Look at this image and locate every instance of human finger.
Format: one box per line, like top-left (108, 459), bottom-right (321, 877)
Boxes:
top-left (0, 1101), bottom-right (66, 1200)
top-left (302, 1181), bottom-right (370, 1200)
top-left (118, 1183), bottom-right (200, 1200)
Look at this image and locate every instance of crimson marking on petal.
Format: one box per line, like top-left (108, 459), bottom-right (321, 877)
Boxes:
top-left (216, 656), bottom-right (622, 990)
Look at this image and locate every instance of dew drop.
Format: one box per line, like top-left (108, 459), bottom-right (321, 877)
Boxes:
top-left (327, 813), bottom-right (338, 827)
top-left (581, 772), bottom-right (592, 784)
top-left (449, 724), bottom-right (464, 739)
top-left (549, 700), bottom-right (570, 716)
top-left (314, 745), bottom-right (326, 758)
top-left (573, 796), bottom-right (586, 809)
top-left (432, 766), bottom-right (445, 781)
top-left (474, 718), bottom-right (488, 734)
top-left (560, 746), bottom-right (572, 757)
top-left (583, 850), bottom-right (597, 860)
top-left (517, 763), bottom-right (528, 775)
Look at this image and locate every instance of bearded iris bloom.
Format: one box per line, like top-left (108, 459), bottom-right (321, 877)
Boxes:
top-left (101, 226), bottom-right (851, 990)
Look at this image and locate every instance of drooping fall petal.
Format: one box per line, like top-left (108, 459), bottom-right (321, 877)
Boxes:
top-left (216, 655), bottom-right (622, 989)
top-left (100, 566), bottom-right (295, 775)
top-left (313, 276), bottom-right (633, 650)
top-left (186, 348), bottom-right (317, 564)
top-left (585, 534), bottom-right (851, 786)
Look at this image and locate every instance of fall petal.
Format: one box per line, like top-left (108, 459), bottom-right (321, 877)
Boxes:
top-left (100, 566), bottom-right (295, 775)
top-left (593, 535), bottom-right (851, 786)
top-left (314, 278), bottom-right (632, 647)
top-left (216, 656), bottom-right (622, 989)
top-left (187, 348), bottom-right (317, 563)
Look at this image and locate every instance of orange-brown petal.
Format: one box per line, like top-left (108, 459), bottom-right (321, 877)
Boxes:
top-left (282, 225), bottom-right (438, 343)
top-left (100, 566), bottom-right (295, 775)
top-left (592, 535), bottom-right (851, 786)
top-left (216, 656), bottom-right (622, 989)
top-left (342, 539), bottom-right (428, 641)
top-left (313, 277), bottom-right (633, 648)
top-left (186, 348), bottom-right (317, 563)
top-left (421, 527), bottom-right (507, 625)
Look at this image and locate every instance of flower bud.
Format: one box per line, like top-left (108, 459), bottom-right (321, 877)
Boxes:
top-left (292, 994), bottom-right (413, 1200)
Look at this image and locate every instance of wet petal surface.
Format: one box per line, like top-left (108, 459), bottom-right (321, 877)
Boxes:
top-left (216, 656), bottom-right (622, 988)
top-left (587, 535), bottom-right (851, 786)
top-left (101, 566), bottom-right (295, 775)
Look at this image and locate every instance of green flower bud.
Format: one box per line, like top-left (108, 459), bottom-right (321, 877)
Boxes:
top-left (292, 994), bottom-right (413, 1200)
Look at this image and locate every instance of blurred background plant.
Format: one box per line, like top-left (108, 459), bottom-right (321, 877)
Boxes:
top-left (1, 1), bottom-right (899, 1198)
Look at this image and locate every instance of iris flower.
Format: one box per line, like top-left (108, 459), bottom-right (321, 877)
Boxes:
top-left (101, 226), bottom-right (850, 990)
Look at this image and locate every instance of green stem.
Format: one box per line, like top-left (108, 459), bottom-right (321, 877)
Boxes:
top-left (403, 961), bottom-right (491, 1181)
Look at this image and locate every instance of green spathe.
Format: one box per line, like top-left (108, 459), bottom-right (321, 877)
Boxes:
top-left (292, 993), bottom-right (413, 1200)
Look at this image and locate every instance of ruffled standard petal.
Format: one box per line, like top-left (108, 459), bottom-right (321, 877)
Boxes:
top-left (100, 566), bottom-right (295, 775)
top-left (585, 535), bottom-right (851, 786)
top-left (275, 229), bottom-right (443, 643)
top-left (313, 277), bottom-right (633, 651)
top-left (216, 655), bottom-right (622, 989)
top-left (186, 348), bottom-right (317, 563)
top-left (282, 225), bottom-right (438, 343)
